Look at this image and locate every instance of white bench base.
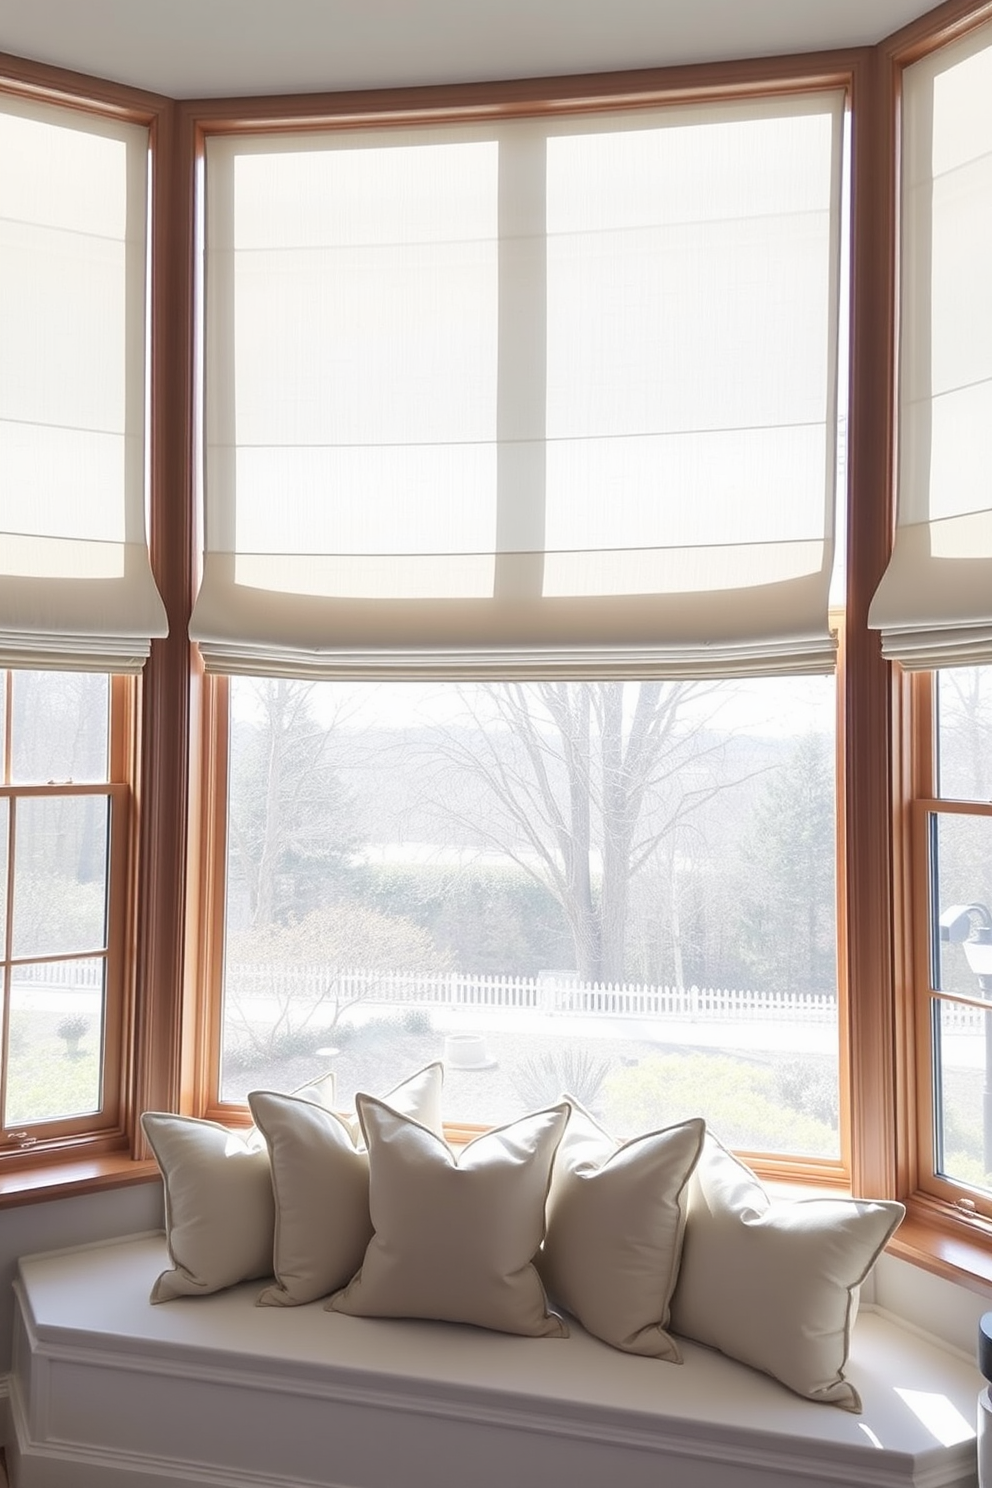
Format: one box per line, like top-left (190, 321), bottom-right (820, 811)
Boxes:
top-left (7, 1234), bottom-right (982, 1488)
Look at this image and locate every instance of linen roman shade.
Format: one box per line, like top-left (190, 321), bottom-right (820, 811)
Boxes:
top-left (0, 94), bottom-right (166, 672)
top-left (192, 91), bottom-right (845, 679)
top-left (869, 22), bottom-right (992, 669)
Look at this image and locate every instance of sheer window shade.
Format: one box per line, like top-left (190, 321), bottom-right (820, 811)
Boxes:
top-left (869, 22), bottom-right (992, 669)
top-left (192, 93), bottom-right (844, 680)
top-left (0, 94), bottom-right (166, 673)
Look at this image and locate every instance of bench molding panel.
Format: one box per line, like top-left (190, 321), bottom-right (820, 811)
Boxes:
top-left (6, 1234), bottom-right (981, 1488)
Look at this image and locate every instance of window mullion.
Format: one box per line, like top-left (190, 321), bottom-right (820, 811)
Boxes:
top-left (495, 124), bottom-right (547, 602)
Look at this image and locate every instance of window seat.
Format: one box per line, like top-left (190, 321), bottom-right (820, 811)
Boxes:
top-left (7, 1233), bottom-right (982, 1488)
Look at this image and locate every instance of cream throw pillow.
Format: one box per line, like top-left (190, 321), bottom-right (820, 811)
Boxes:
top-left (249, 1061), bottom-right (446, 1307)
top-left (539, 1101), bottom-right (704, 1359)
top-left (669, 1133), bottom-right (905, 1410)
top-left (329, 1098), bottom-right (570, 1337)
top-left (142, 1071), bottom-right (337, 1303)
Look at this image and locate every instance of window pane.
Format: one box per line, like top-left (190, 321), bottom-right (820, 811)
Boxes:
top-left (221, 676), bottom-right (839, 1157)
top-left (932, 813), bottom-right (992, 997)
top-left (4, 958), bottom-right (105, 1125)
top-left (937, 666), bottom-right (992, 801)
top-left (0, 797), bottom-right (7, 948)
top-left (935, 998), bottom-right (992, 1194)
top-left (11, 795), bottom-right (109, 958)
top-left (10, 671), bottom-right (109, 784)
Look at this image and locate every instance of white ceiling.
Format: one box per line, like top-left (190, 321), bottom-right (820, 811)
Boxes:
top-left (0, 0), bottom-right (941, 100)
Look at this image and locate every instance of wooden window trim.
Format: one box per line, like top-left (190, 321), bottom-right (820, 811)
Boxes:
top-left (906, 791), bottom-right (992, 1225)
top-left (0, 673), bottom-right (133, 1167)
top-left (880, 1), bottom-right (992, 1278)
top-left (187, 66), bottom-right (860, 1195)
top-left (0, 55), bottom-right (191, 1165)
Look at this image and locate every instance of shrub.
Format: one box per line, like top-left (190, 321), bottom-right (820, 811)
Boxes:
top-left (57, 1014), bottom-right (90, 1044)
top-left (774, 1056), bottom-right (839, 1127)
top-left (602, 1051), bottom-right (837, 1157)
top-left (400, 1007), bottom-right (434, 1036)
top-left (510, 1045), bottom-right (611, 1110)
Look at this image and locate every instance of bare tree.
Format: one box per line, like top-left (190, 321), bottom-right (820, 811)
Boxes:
top-left (416, 680), bottom-right (755, 982)
top-left (937, 667), bottom-right (992, 801)
top-left (225, 902), bottom-right (453, 1059)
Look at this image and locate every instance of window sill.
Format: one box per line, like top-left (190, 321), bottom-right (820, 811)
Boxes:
top-left (888, 1208), bottom-right (992, 1296)
top-left (0, 1153), bottom-right (159, 1210)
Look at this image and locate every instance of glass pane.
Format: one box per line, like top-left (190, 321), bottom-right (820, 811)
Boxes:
top-left (937, 667), bottom-right (992, 801)
top-left (935, 998), bottom-right (992, 1194)
top-left (10, 672), bottom-right (109, 784)
top-left (221, 676), bottom-right (839, 1158)
top-left (932, 814), bottom-right (992, 998)
top-left (11, 795), bottom-right (109, 958)
top-left (0, 797), bottom-right (8, 948)
top-left (4, 958), bottom-right (105, 1125)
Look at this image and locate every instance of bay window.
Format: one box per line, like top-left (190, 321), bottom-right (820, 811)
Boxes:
top-left (2, 1), bottom-right (992, 1294)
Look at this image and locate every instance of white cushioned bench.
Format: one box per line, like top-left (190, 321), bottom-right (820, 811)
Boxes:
top-left (7, 1233), bottom-right (982, 1488)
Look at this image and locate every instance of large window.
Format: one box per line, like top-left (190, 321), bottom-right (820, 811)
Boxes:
top-left (218, 676), bottom-right (839, 1158)
top-left (914, 666), bottom-right (992, 1209)
top-left (883, 18), bottom-right (992, 1231)
top-left (0, 672), bottom-right (130, 1154)
top-left (193, 85), bottom-right (848, 1177)
top-left (0, 80), bottom-right (160, 1169)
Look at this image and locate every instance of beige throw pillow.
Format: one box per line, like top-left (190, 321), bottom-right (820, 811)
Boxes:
top-left (249, 1061), bottom-right (446, 1307)
top-left (669, 1133), bottom-right (905, 1410)
top-left (142, 1071), bottom-right (337, 1303)
top-left (329, 1098), bottom-right (570, 1337)
top-left (539, 1100), bottom-right (704, 1359)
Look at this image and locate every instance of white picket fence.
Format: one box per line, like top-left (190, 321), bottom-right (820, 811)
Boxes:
top-left (225, 964), bottom-right (839, 1023)
top-left (18, 959), bottom-right (987, 1031)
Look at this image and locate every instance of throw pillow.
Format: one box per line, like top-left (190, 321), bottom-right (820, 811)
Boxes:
top-left (329, 1097), bottom-right (570, 1337)
top-left (668, 1133), bottom-right (905, 1410)
top-left (249, 1061), bottom-right (446, 1307)
top-left (539, 1099), bottom-right (704, 1359)
top-left (142, 1070), bottom-right (337, 1303)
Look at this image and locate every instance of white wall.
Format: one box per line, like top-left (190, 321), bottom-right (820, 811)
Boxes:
top-left (873, 1252), bottom-right (992, 1364)
top-left (0, 1181), bottom-right (163, 1374)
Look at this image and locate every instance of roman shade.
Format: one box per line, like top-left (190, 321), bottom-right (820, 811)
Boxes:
top-left (192, 91), bottom-right (845, 679)
top-left (0, 94), bottom-right (166, 672)
top-left (868, 21), bottom-right (992, 669)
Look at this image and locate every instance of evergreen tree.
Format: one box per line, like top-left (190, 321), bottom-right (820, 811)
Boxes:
top-left (735, 732), bottom-right (836, 996)
top-left (227, 678), bottom-right (360, 929)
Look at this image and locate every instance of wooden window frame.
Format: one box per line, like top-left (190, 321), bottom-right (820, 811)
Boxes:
top-left (0, 674), bottom-right (133, 1164)
top-left (184, 63), bottom-right (861, 1187)
top-left (0, 55), bottom-right (186, 1194)
top-left (902, 672), bottom-right (992, 1213)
